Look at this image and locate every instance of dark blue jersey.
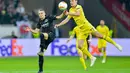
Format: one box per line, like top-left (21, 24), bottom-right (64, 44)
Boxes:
top-left (37, 15), bottom-right (56, 33)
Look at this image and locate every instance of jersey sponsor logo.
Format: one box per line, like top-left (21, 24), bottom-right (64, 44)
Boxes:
top-left (41, 19), bottom-right (49, 27)
top-left (41, 23), bottom-right (49, 27)
top-left (0, 39), bottom-right (23, 57)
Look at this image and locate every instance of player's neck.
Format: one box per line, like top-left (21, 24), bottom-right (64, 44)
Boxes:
top-left (40, 18), bottom-right (45, 20)
top-left (72, 4), bottom-right (77, 8)
top-left (100, 25), bottom-right (104, 27)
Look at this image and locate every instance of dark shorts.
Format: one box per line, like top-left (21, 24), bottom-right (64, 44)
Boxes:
top-left (40, 32), bottom-right (55, 50)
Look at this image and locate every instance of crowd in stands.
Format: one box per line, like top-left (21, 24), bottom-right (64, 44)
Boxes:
top-left (0, 0), bottom-right (27, 25)
top-left (119, 0), bottom-right (130, 12)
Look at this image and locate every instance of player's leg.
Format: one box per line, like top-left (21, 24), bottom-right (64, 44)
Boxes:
top-left (38, 34), bottom-right (47, 73)
top-left (78, 39), bottom-right (96, 67)
top-left (98, 39), bottom-right (102, 56)
top-left (38, 34), bottom-right (46, 55)
top-left (38, 33), bottom-right (54, 73)
top-left (86, 39), bottom-right (90, 59)
top-left (83, 53), bottom-right (87, 60)
top-left (102, 47), bottom-right (106, 63)
top-left (77, 49), bottom-right (87, 70)
top-left (38, 55), bottom-right (44, 73)
top-left (92, 31), bottom-right (122, 51)
top-left (102, 41), bottom-right (107, 63)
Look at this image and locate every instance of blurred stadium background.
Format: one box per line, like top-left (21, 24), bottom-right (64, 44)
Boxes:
top-left (0, 0), bottom-right (130, 73)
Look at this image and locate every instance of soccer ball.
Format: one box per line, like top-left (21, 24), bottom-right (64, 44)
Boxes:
top-left (58, 1), bottom-right (68, 11)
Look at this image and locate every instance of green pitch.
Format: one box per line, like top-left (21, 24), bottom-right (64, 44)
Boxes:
top-left (0, 56), bottom-right (130, 73)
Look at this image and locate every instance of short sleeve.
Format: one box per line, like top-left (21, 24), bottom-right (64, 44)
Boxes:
top-left (96, 26), bottom-right (99, 31)
top-left (71, 28), bottom-right (76, 36)
top-left (67, 8), bottom-right (72, 19)
top-left (49, 15), bottom-right (57, 20)
top-left (76, 5), bottom-right (81, 10)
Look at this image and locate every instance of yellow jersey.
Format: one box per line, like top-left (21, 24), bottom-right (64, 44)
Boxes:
top-left (96, 25), bottom-right (109, 36)
top-left (72, 26), bottom-right (88, 51)
top-left (68, 5), bottom-right (89, 26)
top-left (72, 26), bottom-right (87, 39)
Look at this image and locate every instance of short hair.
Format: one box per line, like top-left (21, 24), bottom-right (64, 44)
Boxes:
top-left (38, 9), bottom-right (45, 12)
top-left (72, 0), bottom-right (78, 1)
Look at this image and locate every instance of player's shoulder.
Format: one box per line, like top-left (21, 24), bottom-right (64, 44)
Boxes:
top-left (69, 4), bottom-right (82, 10)
top-left (104, 25), bottom-right (109, 28)
top-left (47, 14), bottom-right (57, 20)
top-left (96, 25), bottom-right (101, 28)
top-left (76, 5), bottom-right (82, 9)
top-left (48, 15), bottom-right (55, 18)
top-left (73, 26), bottom-right (79, 31)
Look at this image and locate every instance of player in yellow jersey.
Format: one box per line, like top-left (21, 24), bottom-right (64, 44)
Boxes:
top-left (66, 26), bottom-right (96, 70)
top-left (96, 20), bottom-right (109, 63)
top-left (55, 0), bottom-right (122, 64)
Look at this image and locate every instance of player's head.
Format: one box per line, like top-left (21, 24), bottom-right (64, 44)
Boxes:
top-left (100, 20), bottom-right (105, 26)
top-left (38, 9), bottom-right (46, 20)
top-left (70, 0), bottom-right (78, 7)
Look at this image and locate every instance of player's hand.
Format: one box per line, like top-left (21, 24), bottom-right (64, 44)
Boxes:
top-left (66, 39), bottom-right (70, 43)
top-left (54, 24), bottom-right (59, 28)
top-left (88, 40), bottom-right (91, 43)
top-left (64, 10), bottom-right (69, 16)
top-left (25, 27), bottom-right (31, 32)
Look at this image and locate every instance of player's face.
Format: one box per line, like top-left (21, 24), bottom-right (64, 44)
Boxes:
top-left (70, 0), bottom-right (77, 7)
top-left (100, 20), bottom-right (105, 26)
top-left (38, 10), bottom-right (46, 19)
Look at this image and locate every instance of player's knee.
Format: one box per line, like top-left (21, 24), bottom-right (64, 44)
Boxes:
top-left (78, 43), bottom-right (83, 49)
top-left (83, 55), bottom-right (87, 60)
top-left (98, 49), bottom-right (102, 52)
top-left (103, 48), bottom-right (106, 52)
top-left (78, 52), bottom-right (83, 58)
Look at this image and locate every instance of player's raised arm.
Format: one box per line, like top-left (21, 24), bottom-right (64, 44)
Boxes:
top-left (66, 34), bottom-right (75, 43)
top-left (56, 11), bottom-right (66, 19)
top-left (65, 9), bottom-right (80, 16)
top-left (55, 16), bottom-right (71, 28)
top-left (67, 28), bottom-right (75, 43)
top-left (26, 27), bottom-right (40, 34)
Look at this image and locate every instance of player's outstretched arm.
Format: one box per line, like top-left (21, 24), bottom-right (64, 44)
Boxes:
top-left (66, 35), bottom-right (74, 43)
top-left (55, 16), bottom-right (71, 28)
top-left (65, 9), bottom-right (80, 16)
top-left (26, 27), bottom-right (40, 34)
top-left (56, 11), bottom-right (66, 19)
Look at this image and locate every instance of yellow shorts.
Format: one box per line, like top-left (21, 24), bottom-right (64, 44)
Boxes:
top-left (76, 38), bottom-right (88, 53)
top-left (98, 39), bottom-right (107, 49)
top-left (78, 22), bottom-right (97, 35)
top-left (74, 26), bottom-right (88, 39)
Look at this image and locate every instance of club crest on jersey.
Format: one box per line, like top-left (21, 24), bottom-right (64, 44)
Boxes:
top-left (41, 23), bottom-right (49, 27)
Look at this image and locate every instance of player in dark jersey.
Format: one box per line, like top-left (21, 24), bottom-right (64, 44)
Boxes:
top-left (26, 9), bottom-right (64, 73)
